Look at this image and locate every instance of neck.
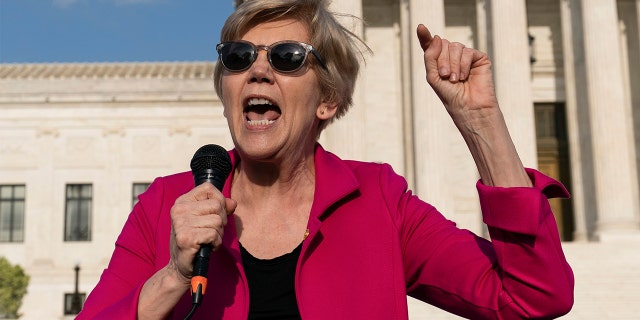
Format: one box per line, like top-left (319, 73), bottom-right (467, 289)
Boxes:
top-left (231, 145), bottom-right (316, 207)
top-left (230, 145), bottom-right (317, 258)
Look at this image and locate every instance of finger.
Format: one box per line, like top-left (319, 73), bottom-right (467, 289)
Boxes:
top-left (459, 47), bottom-right (475, 81)
top-left (225, 198), bottom-right (238, 215)
top-left (212, 229), bottom-right (224, 249)
top-left (447, 42), bottom-right (465, 83)
top-left (201, 199), bottom-right (229, 227)
top-left (420, 33), bottom-right (443, 85)
top-left (196, 216), bottom-right (226, 250)
top-left (190, 198), bottom-right (229, 229)
top-left (172, 213), bottom-right (226, 248)
top-left (416, 24), bottom-right (434, 51)
top-left (437, 38), bottom-right (451, 78)
top-left (174, 195), bottom-right (227, 218)
top-left (417, 24), bottom-right (442, 82)
top-left (175, 183), bottom-right (224, 206)
top-left (174, 228), bottom-right (216, 255)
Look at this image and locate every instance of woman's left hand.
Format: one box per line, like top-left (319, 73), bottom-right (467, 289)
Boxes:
top-left (416, 24), bottom-right (532, 187)
top-left (416, 24), bottom-right (500, 127)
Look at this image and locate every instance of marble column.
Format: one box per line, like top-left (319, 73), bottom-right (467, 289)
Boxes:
top-left (580, 0), bottom-right (640, 239)
top-left (637, 0), bottom-right (640, 55)
top-left (486, 0), bottom-right (538, 168)
top-left (322, 0), bottom-right (366, 161)
top-left (408, 0), bottom-right (456, 215)
top-left (400, 0), bottom-right (416, 190)
top-left (476, 0), bottom-right (488, 53)
top-left (559, 0), bottom-right (591, 241)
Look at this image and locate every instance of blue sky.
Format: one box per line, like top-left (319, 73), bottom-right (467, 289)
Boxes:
top-left (0, 0), bottom-right (235, 63)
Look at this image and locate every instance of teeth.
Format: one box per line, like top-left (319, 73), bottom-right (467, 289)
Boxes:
top-left (248, 98), bottom-right (273, 106)
top-left (245, 97), bottom-right (276, 126)
top-left (247, 119), bottom-right (275, 126)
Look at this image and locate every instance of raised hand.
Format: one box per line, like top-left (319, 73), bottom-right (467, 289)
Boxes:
top-left (416, 24), bottom-right (500, 128)
top-left (416, 24), bottom-right (531, 187)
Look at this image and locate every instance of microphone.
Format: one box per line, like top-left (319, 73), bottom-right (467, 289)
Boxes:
top-left (189, 144), bottom-right (232, 307)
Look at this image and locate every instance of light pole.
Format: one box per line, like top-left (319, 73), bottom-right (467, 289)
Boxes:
top-left (528, 33), bottom-right (536, 65)
top-left (70, 264), bottom-right (81, 314)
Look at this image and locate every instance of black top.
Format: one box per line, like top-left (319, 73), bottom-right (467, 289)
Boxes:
top-left (240, 242), bottom-right (303, 320)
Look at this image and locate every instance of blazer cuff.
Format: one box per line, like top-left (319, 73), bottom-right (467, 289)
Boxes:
top-left (477, 168), bottom-right (570, 235)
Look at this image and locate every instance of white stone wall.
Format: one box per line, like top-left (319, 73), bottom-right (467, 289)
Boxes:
top-left (0, 65), bottom-right (234, 318)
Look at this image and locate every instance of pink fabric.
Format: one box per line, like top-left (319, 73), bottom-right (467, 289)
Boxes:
top-left (78, 144), bottom-right (573, 319)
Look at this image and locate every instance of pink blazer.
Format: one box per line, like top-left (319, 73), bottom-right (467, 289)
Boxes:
top-left (78, 144), bottom-right (574, 319)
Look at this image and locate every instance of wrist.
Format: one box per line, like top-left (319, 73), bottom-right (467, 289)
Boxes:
top-left (456, 108), bottom-right (532, 187)
top-left (138, 264), bottom-right (190, 319)
top-left (165, 262), bottom-right (191, 287)
top-left (451, 105), bottom-right (503, 135)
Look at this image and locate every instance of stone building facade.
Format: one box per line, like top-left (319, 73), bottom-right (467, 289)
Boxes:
top-left (1, 0), bottom-right (639, 318)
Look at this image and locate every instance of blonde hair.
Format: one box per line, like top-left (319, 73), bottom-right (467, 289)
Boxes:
top-left (213, 0), bottom-right (369, 132)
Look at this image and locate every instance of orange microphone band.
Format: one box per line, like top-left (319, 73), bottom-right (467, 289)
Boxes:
top-left (191, 276), bottom-right (208, 295)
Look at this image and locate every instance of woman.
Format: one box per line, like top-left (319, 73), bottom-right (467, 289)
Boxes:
top-left (78, 0), bottom-right (574, 319)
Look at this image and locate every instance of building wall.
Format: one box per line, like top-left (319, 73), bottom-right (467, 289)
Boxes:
top-left (1, 0), bottom-right (640, 319)
top-left (0, 63), bottom-right (234, 318)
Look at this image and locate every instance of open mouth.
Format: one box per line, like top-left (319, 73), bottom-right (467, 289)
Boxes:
top-left (244, 97), bottom-right (281, 127)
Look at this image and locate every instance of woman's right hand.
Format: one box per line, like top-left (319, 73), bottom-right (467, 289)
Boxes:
top-left (168, 182), bottom-right (238, 283)
top-left (139, 184), bottom-right (236, 319)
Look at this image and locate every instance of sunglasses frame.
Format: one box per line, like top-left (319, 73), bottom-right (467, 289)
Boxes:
top-left (216, 40), bottom-right (328, 73)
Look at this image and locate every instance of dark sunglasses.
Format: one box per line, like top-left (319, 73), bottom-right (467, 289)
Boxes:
top-left (216, 40), bottom-right (327, 73)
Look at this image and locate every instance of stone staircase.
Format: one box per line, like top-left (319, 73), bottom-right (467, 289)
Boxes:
top-left (407, 241), bottom-right (640, 319)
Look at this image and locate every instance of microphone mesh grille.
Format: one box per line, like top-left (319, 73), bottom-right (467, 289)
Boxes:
top-left (190, 144), bottom-right (232, 176)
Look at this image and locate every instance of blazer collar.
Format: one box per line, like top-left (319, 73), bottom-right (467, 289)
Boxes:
top-left (310, 143), bottom-right (360, 220)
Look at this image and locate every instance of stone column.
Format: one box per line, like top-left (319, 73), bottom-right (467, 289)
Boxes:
top-left (559, 0), bottom-right (591, 241)
top-left (322, 0), bottom-right (366, 161)
top-left (400, 0), bottom-right (416, 190)
top-left (408, 0), bottom-right (456, 215)
top-left (486, 0), bottom-right (538, 168)
top-left (580, 0), bottom-right (640, 239)
top-left (476, 0), bottom-right (488, 53)
top-left (637, 0), bottom-right (640, 51)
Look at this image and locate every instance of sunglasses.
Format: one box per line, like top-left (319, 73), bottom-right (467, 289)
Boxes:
top-left (216, 40), bottom-right (327, 73)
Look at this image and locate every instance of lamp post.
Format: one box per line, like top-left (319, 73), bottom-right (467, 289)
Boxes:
top-left (528, 33), bottom-right (536, 65)
top-left (70, 264), bottom-right (81, 314)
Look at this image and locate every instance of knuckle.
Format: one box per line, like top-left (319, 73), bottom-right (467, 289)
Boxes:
top-left (174, 232), bottom-right (190, 245)
top-left (201, 182), bottom-right (216, 192)
top-left (211, 213), bottom-right (223, 224)
top-left (210, 199), bottom-right (224, 211)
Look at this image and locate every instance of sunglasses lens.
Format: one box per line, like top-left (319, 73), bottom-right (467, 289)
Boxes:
top-left (220, 42), bottom-right (255, 71)
top-left (270, 42), bottom-right (307, 72)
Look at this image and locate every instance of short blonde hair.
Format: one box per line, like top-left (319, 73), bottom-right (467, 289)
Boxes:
top-left (213, 0), bottom-right (368, 132)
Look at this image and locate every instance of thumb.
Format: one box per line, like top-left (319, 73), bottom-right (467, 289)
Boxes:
top-left (416, 24), bottom-right (433, 51)
top-left (225, 198), bottom-right (238, 215)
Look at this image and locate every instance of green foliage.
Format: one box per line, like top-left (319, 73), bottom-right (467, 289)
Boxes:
top-left (0, 257), bottom-right (29, 319)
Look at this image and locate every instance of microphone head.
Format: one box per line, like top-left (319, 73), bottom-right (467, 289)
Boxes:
top-left (190, 144), bottom-right (232, 189)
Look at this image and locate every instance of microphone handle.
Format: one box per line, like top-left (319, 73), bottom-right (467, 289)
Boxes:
top-left (190, 172), bottom-right (225, 304)
top-left (191, 244), bottom-right (212, 304)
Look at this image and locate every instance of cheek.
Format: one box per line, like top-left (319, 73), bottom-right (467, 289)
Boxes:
top-left (287, 78), bottom-right (323, 110)
top-left (220, 78), bottom-right (240, 118)
top-left (220, 78), bottom-right (231, 102)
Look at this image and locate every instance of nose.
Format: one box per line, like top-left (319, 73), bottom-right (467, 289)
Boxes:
top-left (248, 50), bottom-right (273, 83)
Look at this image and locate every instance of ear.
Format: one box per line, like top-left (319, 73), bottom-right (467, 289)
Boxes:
top-left (316, 100), bottom-right (338, 120)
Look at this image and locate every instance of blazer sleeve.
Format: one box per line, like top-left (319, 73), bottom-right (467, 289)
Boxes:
top-left (76, 177), bottom-right (168, 319)
top-left (393, 167), bottom-right (574, 319)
